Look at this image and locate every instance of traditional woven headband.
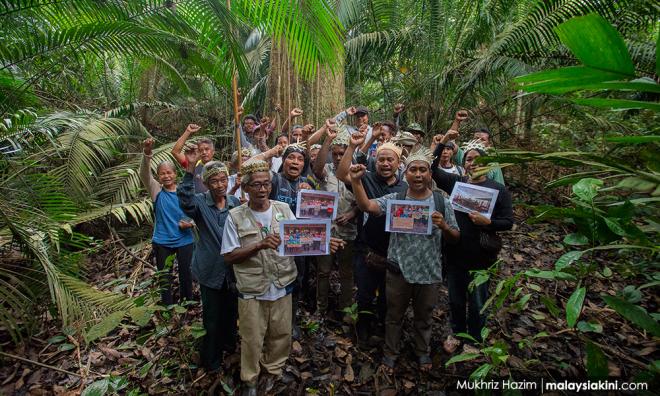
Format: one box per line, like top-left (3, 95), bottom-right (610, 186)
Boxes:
top-left (404, 147), bottom-right (435, 168)
top-left (376, 142), bottom-right (402, 159)
top-left (241, 159), bottom-right (270, 176)
top-left (202, 161), bottom-right (229, 182)
top-left (461, 138), bottom-right (489, 153)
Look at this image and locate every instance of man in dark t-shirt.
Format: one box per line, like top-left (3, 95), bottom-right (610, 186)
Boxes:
top-left (336, 127), bottom-right (407, 344)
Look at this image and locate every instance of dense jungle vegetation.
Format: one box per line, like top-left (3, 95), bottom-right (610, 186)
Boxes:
top-left (0, 0), bottom-right (658, 394)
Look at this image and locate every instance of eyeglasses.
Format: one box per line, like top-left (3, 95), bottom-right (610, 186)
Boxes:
top-left (248, 182), bottom-right (270, 190)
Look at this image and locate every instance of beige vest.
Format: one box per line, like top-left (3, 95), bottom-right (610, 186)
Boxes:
top-left (228, 201), bottom-right (297, 296)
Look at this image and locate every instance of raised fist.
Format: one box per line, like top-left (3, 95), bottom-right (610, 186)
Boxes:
top-left (445, 129), bottom-right (460, 141)
top-left (432, 134), bottom-right (444, 145)
top-left (143, 138), bottom-right (155, 156)
top-left (185, 124), bottom-right (201, 135)
top-left (348, 164), bottom-right (367, 181)
top-left (350, 130), bottom-right (366, 147)
top-left (394, 103), bottom-right (405, 114)
top-left (455, 110), bottom-right (468, 122)
top-left (274, 104), bottom-right (282, 113)
top-left (290, 108), bottom-right (303, 117)
top-left (346, 106), bottom-right (357, 116)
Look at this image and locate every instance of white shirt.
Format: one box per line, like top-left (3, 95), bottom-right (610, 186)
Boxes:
top-left (227, 174), bottom-right (246, 200)
top-left (221, 204), bottom-right (295, 301)
top-left (270, 157), bottom-right (283, 173)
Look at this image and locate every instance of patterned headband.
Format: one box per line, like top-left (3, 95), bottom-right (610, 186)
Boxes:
top-left (202, 161), bottom-right (229, 182)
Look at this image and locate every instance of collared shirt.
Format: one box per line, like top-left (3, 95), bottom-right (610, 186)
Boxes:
top-left (375, 192), bottom-right (459, 284)
top-left (177, 172), bottom-right (240, 289)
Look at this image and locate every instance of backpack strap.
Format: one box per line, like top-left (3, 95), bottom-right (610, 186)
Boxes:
top-left (432, 190), bottom-right (445, 215)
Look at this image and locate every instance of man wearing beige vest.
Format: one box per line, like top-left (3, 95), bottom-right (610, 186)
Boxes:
top-left (221, 159), bottom-right (344, 395)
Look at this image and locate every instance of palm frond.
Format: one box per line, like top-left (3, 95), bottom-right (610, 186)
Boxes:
top-left (38, 114), bottom-right (148, 203)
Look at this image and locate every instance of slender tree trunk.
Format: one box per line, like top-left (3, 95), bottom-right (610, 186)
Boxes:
top-left (266, 39), bottom-right (345, 131)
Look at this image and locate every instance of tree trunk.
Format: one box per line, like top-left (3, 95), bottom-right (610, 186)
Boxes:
top-left (265, 39), bottom-right (345, 132)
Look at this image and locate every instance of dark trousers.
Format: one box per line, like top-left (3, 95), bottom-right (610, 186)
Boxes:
top-left (447, 269), bottom-right (489, 341)
top-left (200, 282), bottom-right (238, 371)
top-left (317, 239), bottom-right (354, 313)
top-left (384, 271), bottom-right (438, 360)
top-left (354, 249), bottom-right (386, 338)
top-left (152, 242), bottom-right (193, 305)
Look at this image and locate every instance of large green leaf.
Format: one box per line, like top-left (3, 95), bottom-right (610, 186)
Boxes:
top-left (554, 14), bottom-right (634, 77)
top-left (572, 178), bottom-right (603, 201)
top-left (85, 310), bottom-right (125, 344)
top-left (605, 135), bottom-right (660, 144)
top-left (602, 295), bottom-right (660, 337)
top-left (515, 66), bottom-right (625, 94)
top-left (555, 250), bottom-right (584, 270)
top-left (572, 98), bottom-right (660, 112)
top-left (445, 353), bottom-right (481, 366)
top-left (566, 287), bottom-right (586, 328)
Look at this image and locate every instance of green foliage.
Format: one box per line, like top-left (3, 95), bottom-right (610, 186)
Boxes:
top-left (566, 286), bottom-right (586, 327)
top-left (601, 295), bottom-right (660, 337)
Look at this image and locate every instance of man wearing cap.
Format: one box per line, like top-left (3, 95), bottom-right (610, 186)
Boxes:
top-left (336, 129), bottom-right (407, 345)
top-left (177, 148), bottom-right (241, 372)
top-left (405, 122), bottom-right (426, 147)
top-left (335, 105), bottom-right (373, 144)
top-left (349, 147), bottom-right (459, 372)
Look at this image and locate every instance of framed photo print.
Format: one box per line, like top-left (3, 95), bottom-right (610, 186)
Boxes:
top-left (279, 219), bottom-right (332, 257)
top-left (449, 182), bottom-right (499, 219)
top-left (385, 199), bottom-right (434, 235)
top-left (296, 189), bottom-right (339, 220)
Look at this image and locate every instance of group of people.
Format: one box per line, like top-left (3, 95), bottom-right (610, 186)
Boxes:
top-left (139, 104), bottom-right (513, 395)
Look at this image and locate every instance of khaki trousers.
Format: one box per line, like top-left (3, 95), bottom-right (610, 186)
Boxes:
top-left (317, 240), bottom-right (354, 312)
top-left (238, 294), bottom-right (292, 384)
top-left (384, 270), bottom-right (439, 361)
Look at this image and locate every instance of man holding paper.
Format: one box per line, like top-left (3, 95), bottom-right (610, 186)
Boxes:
top-left (431, 135), bottom-right (514, 354)
top-left (221, 159), bottom-right (344, 396)
top-left (348, 147), bottom-right (460, 374)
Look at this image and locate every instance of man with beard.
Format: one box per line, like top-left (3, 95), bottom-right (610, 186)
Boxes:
top-left (336, 128), bottom-right (407, 345)
top-left (177, 147), bottom-right (241, 373)
top-left (171, 124), bottom-right (215, 193)
top-left (431, 135), bottom-right (513, 353)
top-left (349, 147), bottom-right (459, 373)
top-left (312, 120), bottom-right (359, 317)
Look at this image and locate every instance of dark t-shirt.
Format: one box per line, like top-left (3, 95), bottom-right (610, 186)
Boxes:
top-left (431, 165), bottom-right (514, 270)
top-left (349, 171), bottom-right (407, 256)
top-left (269, 171), bottom-right (315, 213)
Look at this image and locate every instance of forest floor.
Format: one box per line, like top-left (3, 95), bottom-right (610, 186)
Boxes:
top-left (1, 180), bottom-right (658, 395)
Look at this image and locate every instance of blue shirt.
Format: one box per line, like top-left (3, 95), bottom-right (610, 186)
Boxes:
top-left (177, 173), bottom-right (240, 289)
top-left (152, 189), bottom-right (193, 248)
